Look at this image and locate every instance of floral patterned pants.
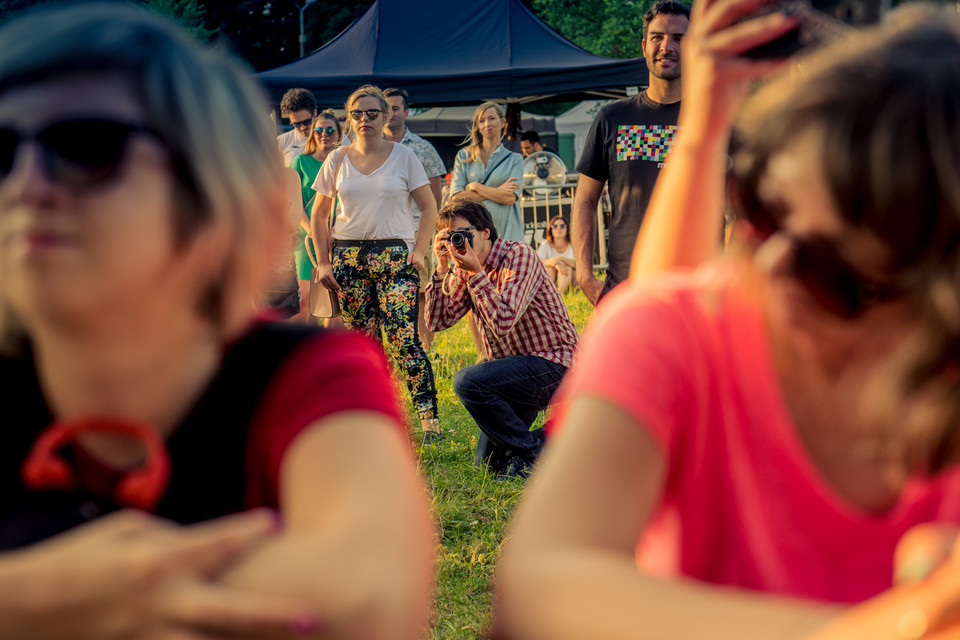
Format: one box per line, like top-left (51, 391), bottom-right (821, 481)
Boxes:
top-left (333, 240), bottom-right (438, 420)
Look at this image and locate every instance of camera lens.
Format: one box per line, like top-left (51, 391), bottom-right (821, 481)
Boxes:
top-left (449, 231), bottom-right (466, 247)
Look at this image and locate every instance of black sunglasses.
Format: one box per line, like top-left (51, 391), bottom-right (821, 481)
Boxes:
top-left (0, 118), bottom-right (164, 191)
top-left (290, 117), bottom-right (313, 129)
top-left (314, 126), bottom-right (338, 136)
top-left (348, 109), bottom-right (382, 122)
top-left (551, 222), bottom-right (567, 229)
top-left (731, 176), bottom-right (905, 319)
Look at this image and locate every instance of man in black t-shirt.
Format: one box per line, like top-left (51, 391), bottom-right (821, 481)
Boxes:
top-left (571, 0), bottom-right (690, 305)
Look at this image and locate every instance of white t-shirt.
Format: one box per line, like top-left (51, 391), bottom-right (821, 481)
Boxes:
top-left (277, 129), bottom-right (308, 166)
top-left (537, 240), bottom-right (574, 261)
top-left (312, 143), bottom-right (429, 250)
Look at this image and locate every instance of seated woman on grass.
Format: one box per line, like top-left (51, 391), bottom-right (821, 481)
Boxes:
top-left (538, 215), bottom-right (576, 294)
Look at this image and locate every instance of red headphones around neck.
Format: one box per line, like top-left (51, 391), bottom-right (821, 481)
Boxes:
top-left (21, 418), bottom-right (171, 511)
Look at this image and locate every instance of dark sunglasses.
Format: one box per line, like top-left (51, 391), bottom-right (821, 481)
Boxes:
top-left (0, 118), bottom-right (164, 191)
top-left (314, 126), bottom-right (338, 136)
top-left (732, 177), bottom-right (905, 319)
top-left (551, 223), bottom-right (567, 229)
top-left (290, 117), bottom-right (313, 129)
top-left (348, 109), bottom-right (382, 122)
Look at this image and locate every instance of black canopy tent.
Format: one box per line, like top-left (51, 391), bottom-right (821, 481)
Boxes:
top-left (256, 0), bottom-right (648, 107)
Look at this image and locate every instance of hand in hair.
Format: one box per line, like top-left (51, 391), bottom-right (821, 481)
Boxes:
top-left (684, 0), bottom-right (800, 134)
top-left (631, 0), bottom-right (799, 280)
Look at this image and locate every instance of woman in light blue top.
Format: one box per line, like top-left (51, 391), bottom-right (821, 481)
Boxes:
top-left (448, 102), bottom-right (525, 242)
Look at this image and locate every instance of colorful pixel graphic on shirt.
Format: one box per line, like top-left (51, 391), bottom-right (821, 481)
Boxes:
top-left (616, 124), bottom-right (678, 162)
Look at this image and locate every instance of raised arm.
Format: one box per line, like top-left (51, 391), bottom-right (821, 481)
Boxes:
top-left (629, 0), bottom-right (797, 280)
top-left (443, 240), bottom-right (540, 338)
top-left (424, 231), bottom-right (473, 332)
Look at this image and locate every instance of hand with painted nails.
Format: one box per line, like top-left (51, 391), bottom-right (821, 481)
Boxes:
top-left (0, 509), bottom-right (318, 640)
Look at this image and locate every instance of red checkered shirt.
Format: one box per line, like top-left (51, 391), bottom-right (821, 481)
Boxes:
top-left (425, 237), bottom-right (578, 367)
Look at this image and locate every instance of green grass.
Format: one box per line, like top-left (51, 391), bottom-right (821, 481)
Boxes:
top-left (408, 288), bottom-right (595, 640)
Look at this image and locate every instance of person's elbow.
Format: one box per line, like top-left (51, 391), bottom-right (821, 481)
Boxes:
top-left (490, 315), bottom-right (520, 338)
top-left (344, 536), bottom-right (436, 640)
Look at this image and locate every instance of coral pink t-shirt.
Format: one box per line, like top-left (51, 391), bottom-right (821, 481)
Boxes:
top-left (553, 266), bottom-right (960, 603)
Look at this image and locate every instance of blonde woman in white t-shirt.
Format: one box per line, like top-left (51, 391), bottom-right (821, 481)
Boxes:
top-left (537, 215), bottom-right (576, 294)
top-left (309, 85), bottom-right (442, 444)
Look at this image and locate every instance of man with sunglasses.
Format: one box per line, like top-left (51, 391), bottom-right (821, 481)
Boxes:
top-left (383, 87), bottom-right (446, 350)
top-left (277, 87), bottom-right (317, 165)
top-left (572, 0), bottom-right (689, 306)
top-left (425, 202), bottom-right (578, 480)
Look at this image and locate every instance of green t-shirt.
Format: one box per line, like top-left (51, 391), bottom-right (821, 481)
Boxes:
top-left (289, 153), bottom-right (325, 219)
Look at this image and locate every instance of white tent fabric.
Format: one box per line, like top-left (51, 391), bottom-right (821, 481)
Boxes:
top-left (406, 106), bottom-right (555, 138)
top-left (555, 100), bottom-right (613, 166)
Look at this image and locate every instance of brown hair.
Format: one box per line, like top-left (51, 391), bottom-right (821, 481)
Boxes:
top-left (732, 4), bottom-right (960, 472)
top-left (544, 216), bottom-right (569, 245)
top-left (383, 87), bottom-right (409, 110)
top-left (280, 87), bottom-right (317, 117)
top-left (437, 201), bottom-right (499, 244)
top-left (642, 0), bottom-right (690, 41)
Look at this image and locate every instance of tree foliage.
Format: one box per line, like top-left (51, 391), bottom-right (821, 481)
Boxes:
top-left (525, 0), bottom-right (690, 58)
top-left (206, 0), bottom-right (369, 71)
top-left (140, 0), bottom-right (216, 41)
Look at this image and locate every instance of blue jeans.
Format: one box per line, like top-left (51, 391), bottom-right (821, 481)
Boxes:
top-left (453, 355), bottom-right (567, 472)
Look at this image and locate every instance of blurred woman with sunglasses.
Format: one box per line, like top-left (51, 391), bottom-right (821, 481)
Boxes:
top-left (537, 215), bottom-right (575, 294)
top-left (0, 5), bottom-right (434, 639)
top-left (496, 3), bottom-right (960, 639)
top-left (310, 85), bottom-right (441, 443)
top-left (289, 109), bottom-right (341, 323)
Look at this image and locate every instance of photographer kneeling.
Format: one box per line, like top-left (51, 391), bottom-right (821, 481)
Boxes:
top-left (426, 202), bottom-right (579, 479)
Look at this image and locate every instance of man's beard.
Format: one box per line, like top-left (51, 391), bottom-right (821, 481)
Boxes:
top-left (649, 57), bottom-right (680, 81)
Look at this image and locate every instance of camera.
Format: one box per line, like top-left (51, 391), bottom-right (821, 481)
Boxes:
top-left (448, 227), bottom-right (475, 253)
